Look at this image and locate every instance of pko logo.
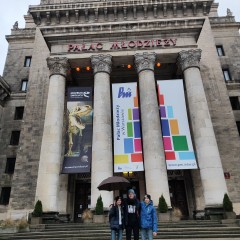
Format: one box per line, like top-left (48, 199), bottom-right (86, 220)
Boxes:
top-left (118, 87), bottom-right (132, 98)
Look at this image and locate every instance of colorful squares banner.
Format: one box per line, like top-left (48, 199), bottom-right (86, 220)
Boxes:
top-left (163, 137), bottom-right (172, 151)
top-left (112, 83), bottom-right (144, 173)
top-left (170, 119), bottom-right (179, 135)
top-left (134, 139), bottom-right (142, 152)
top-left (157, 80), bottom-right (198, 170)
top-left (172, 136), bottom-right (189, 151)
top-left (161, 119), bottom-right (170, 136)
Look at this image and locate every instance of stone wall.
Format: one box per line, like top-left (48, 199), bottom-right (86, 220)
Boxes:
top-left (198, 18), bottom-right (240, 210)
top-left (9, 28), bottom-right (50, 211)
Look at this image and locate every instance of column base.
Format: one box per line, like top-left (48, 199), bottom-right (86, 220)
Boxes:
top-left (205, 207), bottom-right (224, 220)
top-left (7, 209), bottom-right (33, 221)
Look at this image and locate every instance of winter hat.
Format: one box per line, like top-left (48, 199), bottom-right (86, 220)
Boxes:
top-left (144, 194), bottom-right (151, 200)
top-left (128, 189), bottom-right (135, 195)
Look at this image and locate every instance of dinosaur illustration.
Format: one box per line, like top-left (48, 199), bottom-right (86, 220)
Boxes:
top-left (66, 105), bottom-right (93, 156)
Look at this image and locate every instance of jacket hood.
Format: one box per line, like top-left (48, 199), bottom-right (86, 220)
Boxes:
top-left (142, 200), bottom-right (153, 206)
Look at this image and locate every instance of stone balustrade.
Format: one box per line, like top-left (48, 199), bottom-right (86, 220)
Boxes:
top-left (29, 0), bottom-right (213, 26)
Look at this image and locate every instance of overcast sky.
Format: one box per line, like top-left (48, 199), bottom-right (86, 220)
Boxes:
top-left (0, 0), bottom-right (239, 75)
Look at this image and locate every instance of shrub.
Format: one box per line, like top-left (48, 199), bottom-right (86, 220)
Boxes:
top-left (172, 207), bottom-right (182, 218)
top-left (32, 200), bottom-right (43, 217)
top-left (0, 219), bottom-right (15, 229)
top-left (82, 209), bottom-right (93, 220)
top-left (223, 193), bottom-right (233, 212)
top-left (158, 194), bottom-right (168, 213)
top-left (16, 218), bottom-right (29, 229)
top-left (95, 195), bottom-right (104, 215)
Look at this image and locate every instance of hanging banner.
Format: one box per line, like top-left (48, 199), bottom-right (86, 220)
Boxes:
top-left (157, 80), bottom-right (198, 170)
top-left (112, 83), bottom-right (144, 173)
top-left (62, 87), bottom-right (93, 173)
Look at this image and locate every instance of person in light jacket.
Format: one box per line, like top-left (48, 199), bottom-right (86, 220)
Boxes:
top-left (109, 196), bottom-right (124, 240)
top-left (140, 194), bottom-right (158, 240)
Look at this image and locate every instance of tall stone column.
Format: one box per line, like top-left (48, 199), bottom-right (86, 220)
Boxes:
top-left (135, 52), bottom-right (171, 206)
top-left (178, 49), bottom-right (228, 207)
top-left (91, 54), bottom-right (113, 209)
top-left (35, 57), bottom-right (69, 211)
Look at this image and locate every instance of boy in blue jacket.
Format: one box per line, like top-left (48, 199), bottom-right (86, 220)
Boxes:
top-left (140, 194), bottom-right (158, 240)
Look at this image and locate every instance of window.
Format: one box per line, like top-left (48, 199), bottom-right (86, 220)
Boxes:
top-left (237, 121), bottom-right (240, 135)
top-left (0, 187), bottom-right (11, 205)
top-left (223, 69), bottom-right (231, 81)
top-left (230, 97), bottom-right (240, 110)
top-left (10, 131), bottom-right (20, 145)
top-left (24, 56), bottom-right (32, 67)
top-left (5, 158), bottom-right (16, 174)
top-left (21, 79), bottom-right (28, 91)
top-left (216, 46), bottom-right (225, 56)
top-left (14, 107), bottom-right (24, 120)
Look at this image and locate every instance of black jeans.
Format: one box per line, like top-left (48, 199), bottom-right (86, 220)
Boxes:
top-left (126, 225), bottom-right (139, 240)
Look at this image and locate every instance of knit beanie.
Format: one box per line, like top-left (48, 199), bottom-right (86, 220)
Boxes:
top-left (128, 189), bottom-right (135, 195)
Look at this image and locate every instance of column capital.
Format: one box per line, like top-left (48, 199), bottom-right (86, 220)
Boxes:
top-left (178, 49), bottom-right (202, 72)
top-left (47, 57), bottom-right (70, 78)
top-left (91, 54), bottom-right (112, 75)
top-left (134, 52), bottom-right (156, 74)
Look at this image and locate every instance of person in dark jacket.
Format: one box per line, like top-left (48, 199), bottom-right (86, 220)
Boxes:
top-left (124, 189), bottom-right (140, 240)
top-left (140, 194), bottom-right (158, 240)
top-left (109, 196), bottom-right (124, 240)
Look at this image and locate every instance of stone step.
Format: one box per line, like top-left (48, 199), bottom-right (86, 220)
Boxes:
top-left (44, 221), bottom-right (225, 230)
top-left (2, 233), bottom-right (240, 240)
top-left (1, 220), bottom-right (240, 240)
top-left (2, 229), bottom-right (240, 240)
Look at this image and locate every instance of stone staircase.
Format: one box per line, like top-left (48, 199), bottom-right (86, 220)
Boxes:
top-left (1, 220), bottom-right (240, 240)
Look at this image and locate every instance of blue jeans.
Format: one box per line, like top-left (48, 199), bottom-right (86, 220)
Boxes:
top-left (141, 228), bottom-right (153, 240)
top-left (111, 229), bottom-right (123, 240)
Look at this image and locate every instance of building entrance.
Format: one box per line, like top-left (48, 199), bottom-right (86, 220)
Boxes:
top-left (119, 180), bottom-right (140, 200)
top-left (74, 181), bottom-right (91, 222)
top-left (169, 179), bottom-right (189, 218)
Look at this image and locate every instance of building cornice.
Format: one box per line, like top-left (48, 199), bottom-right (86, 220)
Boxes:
top-left (40, 17), bottom-right (205, 48)
top-left (0, 76), bottom-right (11, 105)
top-left (29, 0), bottom-right (213, 26)
top-left (210, 16), bottom-right (240, 29)
top-left (6, 28), bottom-right (36, 42)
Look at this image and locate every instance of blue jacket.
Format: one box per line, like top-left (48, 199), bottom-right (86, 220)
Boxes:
top-left (140, 201), bottom-right (158, 232)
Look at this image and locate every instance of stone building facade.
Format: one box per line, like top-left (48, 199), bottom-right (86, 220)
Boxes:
top-left (0, 0), bottom-right (239, 221)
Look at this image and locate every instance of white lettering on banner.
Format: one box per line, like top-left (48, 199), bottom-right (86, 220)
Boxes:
top-left (118, 87), bottom-right (132, 98)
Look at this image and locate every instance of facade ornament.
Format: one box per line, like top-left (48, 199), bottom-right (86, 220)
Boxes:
top-left (178, 49), bottom-right (202, 72)
top-left (47, 57), bottom-right (70, 78)
top-left (227, 8), bottom-right (233, 17)
top-left (153, 5), bottom-right (158, 18)
top-left (13, 21), bottom-right (18, 30)
top-left (134, 52), bottom-right (156, 74)
top-left (75, 10), bottom-right (79, 23)
top-left (91, 54), bottom-right (112, 75)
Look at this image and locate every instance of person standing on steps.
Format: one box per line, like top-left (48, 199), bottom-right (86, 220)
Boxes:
top-left (124, 189), bottom-right (140, 240)
top-left (109, 196), bottom-right (124, 240)
top-left (140, 194), bottom-right (158, 240)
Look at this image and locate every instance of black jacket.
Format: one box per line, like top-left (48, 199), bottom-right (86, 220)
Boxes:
top-left (123, 198), bottom-right (140, 227)
top-left (109, 205), bottom-right (124, 230)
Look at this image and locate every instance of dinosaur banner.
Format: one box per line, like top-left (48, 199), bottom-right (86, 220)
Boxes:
top-left (112, 83), bottom-right (144, 173)
top-left (62, 87), bottom-right (93, 173)
top-left (157, 79), bottom-right (198, 170)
